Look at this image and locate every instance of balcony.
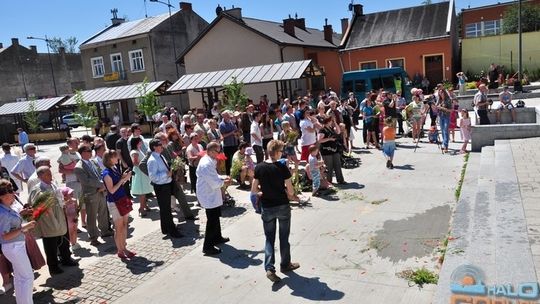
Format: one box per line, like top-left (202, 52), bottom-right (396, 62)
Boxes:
top-left (103, 70), bottom-right (127, 82)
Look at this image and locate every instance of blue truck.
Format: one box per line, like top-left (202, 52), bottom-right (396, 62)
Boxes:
top-left (341, 67), bottom-right (411, 101)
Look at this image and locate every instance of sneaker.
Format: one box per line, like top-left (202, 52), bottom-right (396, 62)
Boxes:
top-left (280, 262), bottom-right (300, 273)
top-left (266, 270), bottom-right (282, 283)
top-left (71, 243), bottom-right (81, 251)
top-left (386, 160), bottom-right (391, 168)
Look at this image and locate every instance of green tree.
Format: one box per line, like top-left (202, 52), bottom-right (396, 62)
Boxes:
top-left (23, 98), bottom-right (41, 133)
top-left (502, 3), bottom-right (540, 34)
top-left (222, 77), bottom-right (248, 111)
top-left (73, 91), bottom-right (98, 134)
top-left (421, 0), bottom-right (432, 5)
top-left (136, 78), bottom-right (162, 129)
top-left (47, 36), bottom-right (79, 53)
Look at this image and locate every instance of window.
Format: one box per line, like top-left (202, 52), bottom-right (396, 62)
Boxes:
top-left (371, 77), bottom-right (383, 91)
top-left (110, 53), bottom-right (124, 73)
top-left (360, 61), bottom-right (377, 70)
top-left (484, 20), bottom-right (501, 36)
top-left (354, 80), bottom-right (366, 93)
top-left (386, 58), bottom-right (405, 69)
top-left (129, 49), bottom-right (145, 72)
top-left (465, 22), bottom-right (481, 38)
top-left (91, 57), bottom-right (104, 78)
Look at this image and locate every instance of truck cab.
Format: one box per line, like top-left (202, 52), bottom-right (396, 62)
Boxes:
top-left (341, 67), bottom-right (411, 101)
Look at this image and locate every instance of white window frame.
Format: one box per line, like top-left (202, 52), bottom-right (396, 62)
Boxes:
top-left (110, 53), bottom-right (124, 73)
top-left (91, 56), bottom-right (105, 78)
top-left (359, 60), bottom-right (377, 70)
top-left (385, 58), bottom-right (405, 69)
top-left (483, 20), bottom-right (501, 36)
top-left (465, 22), bottom-right (481, 38)
top-left (128, 49), bottom-right (145, 72)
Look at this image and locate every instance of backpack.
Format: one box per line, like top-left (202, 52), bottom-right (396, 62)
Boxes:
top-left (138, 151), bottom-right (152, 176)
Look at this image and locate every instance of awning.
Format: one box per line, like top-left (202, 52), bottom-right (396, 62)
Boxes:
top-left (0, 97), bottom-right (68, 116)
top-left (167, 60), bottom-right (323, 92)
top-left (62, 81), bottom-right (170, 106)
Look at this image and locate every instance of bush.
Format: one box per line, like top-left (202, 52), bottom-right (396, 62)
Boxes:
top-left (465, 82), bottom-right (477, 90)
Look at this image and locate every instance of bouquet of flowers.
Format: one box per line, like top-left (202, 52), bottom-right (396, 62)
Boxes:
top-left (23, 191), bottom-right (56, 221)
top-left (170, 157), bottom-right (186, 183)
top-left (286, 130), bottom-right (299, 144)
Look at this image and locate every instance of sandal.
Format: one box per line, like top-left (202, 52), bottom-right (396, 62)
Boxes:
top-left (124, 250), bottom-right (136, 258)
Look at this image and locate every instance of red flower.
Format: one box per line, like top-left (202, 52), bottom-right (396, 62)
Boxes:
top-left (216, 153), bottom-right (227, 161)
top-left (33, 206), bottom-right (48, 221)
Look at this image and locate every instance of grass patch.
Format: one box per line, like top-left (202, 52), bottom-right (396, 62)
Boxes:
top-left (454, 153), bottom-right (470, 201)
top-left (367, 236), bottom-right (389, 251)
top-left (370, 199), bottom-right (388, 205)
top-left (340, 192), bottom-right (365, 202)
top-left (397, 268), bottom-right (439, 287)
top-left (437, 235), bottom-right (450, 264)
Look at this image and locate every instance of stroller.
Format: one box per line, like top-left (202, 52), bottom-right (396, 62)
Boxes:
top-left (222, 187), bottom-right (236, 207)
top-left (335, 134), bottom-right (361, 169)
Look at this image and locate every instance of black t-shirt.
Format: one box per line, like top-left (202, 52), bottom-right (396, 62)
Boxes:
top-left (105, 132), bottom-right (121, 150)
top-left (115, 138), bottom-right (133, 168)
top-left (319, 127), bottom-right (339, 156)
top-left (254, 161), bottom-right (291, 208)
top-left (383, 99), bottom-right (397, 118)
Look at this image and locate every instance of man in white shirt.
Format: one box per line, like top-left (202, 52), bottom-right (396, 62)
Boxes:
top-left (147, 139), bottom-right (183, 239)
top-left (196, 142), bottom-right (231, 255)
top-left (250, 111), bottom-right (264, 163)
top-left (11, 143), bottom-right (37, 191)
top-left (1, 143), bottom-right (21, 192)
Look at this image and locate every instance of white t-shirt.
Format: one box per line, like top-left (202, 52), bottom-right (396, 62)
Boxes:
top-left (250, 121), bottom-right (262, 147)
top-left (300, 119), bottom-right (316, 146)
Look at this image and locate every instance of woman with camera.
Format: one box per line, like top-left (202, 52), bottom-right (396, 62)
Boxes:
top-left (406, 95), bottom-right (428, 143)
top-left (318, 116), bottom-right (346, 185)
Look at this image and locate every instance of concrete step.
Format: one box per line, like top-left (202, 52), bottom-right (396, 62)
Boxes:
top-left (492, 140), bottom-right (537, 283)
top-left (434, 152), bottom-right (481, 303)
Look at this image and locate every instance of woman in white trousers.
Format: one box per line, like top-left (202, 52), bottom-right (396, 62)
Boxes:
top-left (0, 179), bottom-right (35, 304)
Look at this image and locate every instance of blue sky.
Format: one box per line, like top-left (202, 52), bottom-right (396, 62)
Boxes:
top-left (1, 0), bottom-right (498, 52)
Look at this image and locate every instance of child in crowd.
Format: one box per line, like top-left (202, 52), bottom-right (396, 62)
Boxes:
top-left (57, 144), bottom-right (77, 183)
top-left (279, 121), bottom-right (299, 170)
top-left (459, 109), bottom-right (472, 154)
top-left (244, 147), bottom-right (255, 174)
top-left (61, 186), bottom-right (80, 251)
top-left (449, 99), bottom-right (459, 142)
top-left (308, 145), bottom-right (323, 197)
top-left (382, 117), bottom-right (396, 169)
top-left (428, 126), bottom-right (439, 143)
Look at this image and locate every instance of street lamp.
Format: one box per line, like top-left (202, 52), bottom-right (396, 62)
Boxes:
top-left (149, 0), bottom-right (180, 79)
top-left (27, 35), bottom-right (58, 96)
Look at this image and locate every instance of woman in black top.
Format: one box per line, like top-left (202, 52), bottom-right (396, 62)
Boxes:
top-left (252, 140), bottom-right (299, 283)
top-left (318, 116), bottom-right (346, 185)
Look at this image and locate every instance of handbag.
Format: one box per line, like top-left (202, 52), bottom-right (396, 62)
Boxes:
top-left (25, 232), bottom-right (46, 270)
top-left (114, 196), bottom-right (133, 216)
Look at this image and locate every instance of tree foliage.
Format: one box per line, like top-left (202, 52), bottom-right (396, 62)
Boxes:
top-left (136, 78), bottom-right (162, 122)
top-left (502, 3), bottom-right (540, 34)
top-left (23, 98), bottom-right (41, 133)
top-left (222, 77), bottom-right (248, 111)
top-left (421, 0), bottom-right (432, 5)
top-left (47, 36), bottom-right (79, 53)
top-left (74, 91), bottom-right (98, 130)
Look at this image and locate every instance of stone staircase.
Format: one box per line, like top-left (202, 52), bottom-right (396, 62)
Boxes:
top-left (434, 138), bottom-right (539, 303)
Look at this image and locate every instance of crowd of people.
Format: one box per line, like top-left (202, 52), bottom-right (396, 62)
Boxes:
top-left (1, 77), bottom-right (520, 301)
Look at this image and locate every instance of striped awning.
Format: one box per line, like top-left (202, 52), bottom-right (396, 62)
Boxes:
top-left (167, 60), bottom-right (322, 92)
top-left (62, 81), bottom-right (170, 106)
top-left (0, 97), bottom-right (67, 116)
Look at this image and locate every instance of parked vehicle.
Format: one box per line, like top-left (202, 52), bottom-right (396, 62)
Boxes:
top-left (61, 114), bottom-right (83, 127)
top-left (341, 67), bottom-right (412, 101)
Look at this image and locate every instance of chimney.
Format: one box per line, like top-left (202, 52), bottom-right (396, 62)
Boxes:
top-left (225, 7), bottom-right (242, 20)
top-left (353, 4), bottom-right (364, 16)
top-left (283, 16), bottom-right (296, 37)
top-left (11, 38), bottom-right (19, 46)
top-left (30, 45), bottom-right (37, 53)
top-left (294, 17), bottom-right (306, 31)
top-left (0, 43), bottom-right (3, 48)
top-left (341, 18), bottom-right (349, 35)
top-left (180, 2), bottom-right (192, 11)
top-left (323, 19), bottom-right (334, 44)
top-left (110, 8), bottom-right (125, 26)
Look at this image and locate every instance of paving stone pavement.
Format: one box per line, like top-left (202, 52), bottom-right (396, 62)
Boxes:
top-left (8, 199), bottom-right (251, 304)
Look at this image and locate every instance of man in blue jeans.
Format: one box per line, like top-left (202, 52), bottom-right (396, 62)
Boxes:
top-left (252, 140), bottom-right (300, 283)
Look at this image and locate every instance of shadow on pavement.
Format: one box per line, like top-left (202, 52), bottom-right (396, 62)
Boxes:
top-left (335, 182), bottom-right (364, 190)
top-left (209, 244), bottom-right (263, 269)
top-left (392, 164), bottom-right (415, 170)
top-left (271, 271), bottom-right (345, 301)
top-left (122, 256), bottom-right (165, 275)
top-left (221, 206), bottom-right (247, 218)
